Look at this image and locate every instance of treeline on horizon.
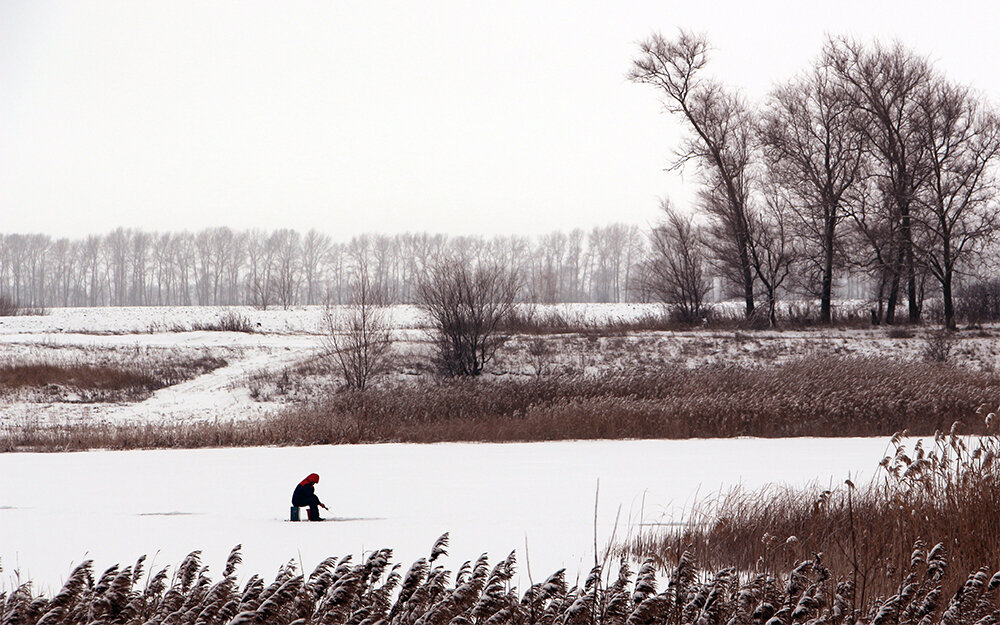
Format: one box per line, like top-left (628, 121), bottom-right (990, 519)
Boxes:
top-left (0, 225), bottom-right (649, 309)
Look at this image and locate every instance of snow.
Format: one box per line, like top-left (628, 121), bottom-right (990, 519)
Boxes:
top-left (0, 305), bottom-right (967, 593)
top-left (0, 304), bottom-right (683, 426)
top-left (0, 437), bottom-right (892, 593)
top-left (4, 303), bottom-right (987, 427)
top-left (0, 304), bottom-right (675, 336)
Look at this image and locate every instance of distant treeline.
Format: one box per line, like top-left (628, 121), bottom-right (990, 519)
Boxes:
top-left (0, 225), bottom-right (647, 308)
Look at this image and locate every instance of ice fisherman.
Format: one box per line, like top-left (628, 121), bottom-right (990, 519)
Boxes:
top-left (292, 473), bottom-right (328, 521)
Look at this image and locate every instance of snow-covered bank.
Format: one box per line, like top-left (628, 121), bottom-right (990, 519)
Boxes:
top-left (0, 437), bottom-right (890, 593)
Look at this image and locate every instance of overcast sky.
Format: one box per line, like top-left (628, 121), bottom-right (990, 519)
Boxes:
top-left (2, 1), bottom-right (999, 240)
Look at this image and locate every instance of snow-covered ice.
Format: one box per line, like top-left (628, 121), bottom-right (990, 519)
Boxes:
top-left (0, 437), bottom-right (891, 593)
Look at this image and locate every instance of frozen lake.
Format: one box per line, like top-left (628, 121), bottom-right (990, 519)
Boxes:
top-left (0, 437), bottom-right (894, 592)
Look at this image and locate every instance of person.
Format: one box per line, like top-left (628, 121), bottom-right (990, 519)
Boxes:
top-left (291, 473), bottom-right (328, 521)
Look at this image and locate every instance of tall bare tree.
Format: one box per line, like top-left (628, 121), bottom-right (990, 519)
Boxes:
top-left (759, 64), bottom-right (865, 323)
top-left (630, 30), bottom-right (758, 318)
top-left (915, 78), bottom-right (1000, 329)
top-left (824, 38), bottom-right (934, 323)
top-left (748, 189), bottom-right (799, 327)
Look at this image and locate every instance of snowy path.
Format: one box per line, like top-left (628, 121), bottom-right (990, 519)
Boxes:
top-left (103, 346), bottom-right (318, 423)
top-left (0, 332), bottom-right (329, 425)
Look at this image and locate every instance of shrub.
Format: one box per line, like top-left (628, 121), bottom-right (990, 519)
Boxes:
top-left (417, 261), bottom-right (519, 376)
top-left (956, 278), bottom-right (1000, 325)
top-left (191, 311), bottom-right (256, 333)
top-left (921, 329), bottom-right (954, 363)
top-left (0, 294), bottom-right (19, 316)
top-left (887, 326), bottom-right (915, 339)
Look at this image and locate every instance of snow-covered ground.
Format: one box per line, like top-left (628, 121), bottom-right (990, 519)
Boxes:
top-left (0, 437), bottom-right (892, 593)
top-left (4, 304), bottom-right (997, 428)
top-left (0, 304), bottom-right (670, 425)
top-left (0, 303), bottom-right (674, 336)
top-left (0, 306), bottom-right (965, 594)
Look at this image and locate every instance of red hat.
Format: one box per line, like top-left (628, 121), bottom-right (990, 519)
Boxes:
top-left (300, 473), bottom-right (320, 486)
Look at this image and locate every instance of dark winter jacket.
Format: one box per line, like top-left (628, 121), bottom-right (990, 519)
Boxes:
top-left (292, 474), bottom-right (322, 507)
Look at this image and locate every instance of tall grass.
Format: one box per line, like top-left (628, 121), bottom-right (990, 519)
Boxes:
top-left (3, 356), bottom-right (996, 451)
top-left (4, 532), bottom-right (999, 624)
top-left (620, 416), bottom-right (1000, 606)
top-left (502, 302), bottom-right (875, 335)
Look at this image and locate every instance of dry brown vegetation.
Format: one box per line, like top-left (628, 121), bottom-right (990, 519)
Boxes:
top-left (4, 355), bottom-right (997, 451)
top-left (188, 311), bottom-right (257, 333)
top-left (0, 354), bottom-right (227, 403)
top-left (501, 304), bottom-right (876, 336)
top-left (0, 294), bottom-right (47, 317)
top-left (621, 418), bottom-right (1000, 607)
top-left (5, 530), bottom-right (1000, 625)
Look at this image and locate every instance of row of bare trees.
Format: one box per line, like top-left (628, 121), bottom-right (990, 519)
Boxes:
top-left (0, 225), bottom-right (644, 309)
top-left (631, 32), bottom-right (1000, 328)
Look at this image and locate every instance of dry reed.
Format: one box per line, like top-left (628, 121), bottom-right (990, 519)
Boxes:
top-left (3, 356), bottom-right (996, 451)
top-left (621, 416), bottom-right (1000, 607)
top-left (4, 532), bottom-right (1000, 625)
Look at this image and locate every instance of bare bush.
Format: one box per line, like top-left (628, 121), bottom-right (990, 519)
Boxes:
top-left (417, 261), bottom-right (519, 376)
top-left (641, 201), bottom-right (711, 324)
top-left (187, 311), bottom-right (256, 332)
top-left (0, 294), bottom-right (44, 316)
top-left (956, 278), bottom-right (1000, 326)
top-left (525, 335), bottom-right (554, 377)
top-left (921, 329), bottom-right (954, 363)
top-left (887, 326), bottom-right (915, 339)
top-left (322, 275), bottom-right (394, 391)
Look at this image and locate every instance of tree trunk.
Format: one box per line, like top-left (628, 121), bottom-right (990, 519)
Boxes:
top-left (901, 207), bottom-right (920, 323)
top-left (886, 271), bottom-right (900, 325)
top-left (942, 271), bottom-right (955, 330)
top-left (739, 238), bottom-right (755, 318)
top-left (820, 210), bottom-right (836, 324)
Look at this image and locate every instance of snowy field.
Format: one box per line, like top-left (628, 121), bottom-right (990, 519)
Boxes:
top-left (0, 304), bottom-right (667, 425)
top-left (0, 437), bottom-right (893, 594)
top-left (0, 305), bottom-right (981, 595)
top-left (3, 304), bottom-right (997, 428)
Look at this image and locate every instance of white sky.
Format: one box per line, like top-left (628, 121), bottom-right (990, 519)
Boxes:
top-left (2, 1), bottom-right (999, 239)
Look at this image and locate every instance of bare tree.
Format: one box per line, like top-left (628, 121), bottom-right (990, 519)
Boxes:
top-left (322, 270), bottom-right (394, 391)
top-left (642, 200), bottom-right (711, 323)
top-left (915, 78), bottom-right (1000, 329)
top-left (301, 229), bottom-right (331, 305)
top-left (748, 190), bottom-right (799, 327)
top-left (245, 230), bottom-right (276, 310)
top-left (271, 229), bottom-right (302, 310)
top-left (825, 37), bottom-right (934, 323)
top-left (759, 64), bottom-right (865, 323)
top-left (417, 260), bottom-right (520, 377)
top-left (630, 30), bottom-right (758, 318)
